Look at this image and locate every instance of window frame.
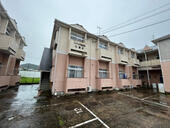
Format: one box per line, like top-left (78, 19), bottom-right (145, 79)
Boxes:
top-left (68, 65), bottom-right (84, 78)
top-left (119, 71), bottom-right (127, 79)
top-left (99, 69), bottom-right (108, 78)
top-left (71, 32), bottom-right (84, 42)
top-left (131, 52), bottom-right (135, 58)
top-left (99, 42), bottom-right (108, 50)
top-left (118, 48), bottom-right (124, 55)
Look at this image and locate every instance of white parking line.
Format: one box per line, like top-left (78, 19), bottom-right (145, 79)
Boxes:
top-left (141, 95), bottom-right (157, 100)
top-left (69, 118), bottom-right (97, 128)
top-left (118, 92), bottom-right (170, 109)
top-left (78, 101), bottom-right (110, 128)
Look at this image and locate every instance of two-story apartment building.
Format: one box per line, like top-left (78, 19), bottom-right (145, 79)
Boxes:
top-left (0, 2), bottom-right (26, 88)
top-left (40, 19), bottom-right (141, 95)
top-left (152, 34), bottom-right (170, 93)
top-left (137, 45), bottom-right (163, 88)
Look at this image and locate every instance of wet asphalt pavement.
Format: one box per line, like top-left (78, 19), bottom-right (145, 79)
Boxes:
top-left (1, 85), bottom-right (170, 128)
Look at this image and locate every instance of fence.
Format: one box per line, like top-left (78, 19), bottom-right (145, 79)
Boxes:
top-left (19, 70), bottom-right (40, 84)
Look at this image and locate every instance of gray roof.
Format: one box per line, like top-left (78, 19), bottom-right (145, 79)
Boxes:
top-left (54, 19), bottom-right (138, 53)
top-left (39, 48), bottom-right (52, 71)
top-left (152, 34), bottom-right (170, 43)
top-left (98, 35), bottom-right (110, 41)
top-left (70, 24), bottom-right (88, 32)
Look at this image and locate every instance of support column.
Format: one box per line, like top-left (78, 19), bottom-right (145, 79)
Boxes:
top-left (144, 52), bottom-right (151, 87)
top-left (108, 62), bottom-right (112, 79)
top-left (0, 18), bottom-right (8, 33)
top-left (5, 55), bottom-right (16, 75)
top-left (96, 61), bottom-right (99, 78)
top-left (84, 58), bottom-right (88, 78)
top-left (64, 55), bottom-right (69, 93)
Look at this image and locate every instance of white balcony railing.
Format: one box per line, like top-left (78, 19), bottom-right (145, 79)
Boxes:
top-left (97, 48), bottom-right (112, 61)
top-left (0, 33), bottom-right (18, 54)
top-left (16, 49), bottom-right (25, 61)
top-left (69, 39), bottom-right (87, 56)
top-left (140, 59), bottom-right (160, 67)
top-left (117, 54), bottom-right (128, 64)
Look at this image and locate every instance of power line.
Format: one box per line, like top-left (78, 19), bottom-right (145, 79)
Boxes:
top-left (101, 2), bottom-right (170, 33)
top-left (108, 18), bottom-right (170, 38)
top-left (103, 8), bottom-right (170, 34)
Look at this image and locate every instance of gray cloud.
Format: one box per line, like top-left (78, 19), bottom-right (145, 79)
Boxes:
top-left (2, 0), bottom-right (170, 64)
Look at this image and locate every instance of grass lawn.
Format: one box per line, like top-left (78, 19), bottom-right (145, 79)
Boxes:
top-left (20, 77), bottom-right (40, 84)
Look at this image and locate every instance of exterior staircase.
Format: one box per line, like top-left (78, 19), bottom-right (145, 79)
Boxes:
top-left (40, 72), bottom-right (50, 91)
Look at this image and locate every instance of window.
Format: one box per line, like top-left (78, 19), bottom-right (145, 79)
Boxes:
top-left (119, 71), bottom-right (127, 79)
top-left (71, 32), bottom-right (84, 42)
top-left (68, 65), bottom-right (83, 78)
top-left (99, 69), bottom-right (108, 78)
top-left (118, 48), bottom-right (123, 54)
top-left (99, 42), bottom-right (108, 49)
top-left (131, 52), bottom-right (135, 58)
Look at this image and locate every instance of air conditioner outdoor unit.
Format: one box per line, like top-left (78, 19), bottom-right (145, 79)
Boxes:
top-left (87, 86), bottom-right (92, 92)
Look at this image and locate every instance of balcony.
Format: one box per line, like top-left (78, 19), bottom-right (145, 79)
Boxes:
top-left (117, 54), bottom-right (128, 64)
top-left (68, 39), bottom-right (87, 57)
top-left (97, 48), bottom-right (112, 61)
top-left (0, 33), bottom-right (18, 54)
top-left (16, 49), bottom-right (25, 61)
top-left (130, 58), bottom-right (140, 66)
top-left (140, 59), bottom-right (160, 67)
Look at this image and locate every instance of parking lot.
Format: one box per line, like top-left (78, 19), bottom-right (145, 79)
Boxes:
top-left (1, 85), bottom-right (170, 128)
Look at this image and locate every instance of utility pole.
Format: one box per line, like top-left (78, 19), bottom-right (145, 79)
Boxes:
top-left (144, 51), bottom-right (151, 88)
top-left (152, 33), bottom-right (155, 40)
top-left (97, 26), bottom-right (102, 35)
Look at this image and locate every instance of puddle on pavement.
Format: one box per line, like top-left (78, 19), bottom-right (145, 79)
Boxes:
top-left (1, 85), bottom-right (170, 128)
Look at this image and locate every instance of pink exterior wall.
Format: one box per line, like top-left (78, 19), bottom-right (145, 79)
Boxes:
top-left (52, 54), bottom-right (67, 93)
top-left (99, 61), bottom-right (108, 70)
top-left (0, 75), bottom-right (20, 87)
top-left (6, 56), bottom-right (16, 75)
top-left (161, 61), bottom-right (170, 92)
top-left (97, 79), bottom-right (113, 90)
top-left (84, 59), bottom-right (97, 90)
top-left (52, 53), bottom-right (142, 94)
top-left (69, 56), bottom-right (84, 66)
top-left (0, 53), bottom-right (9, 75)
top-left (66, 78), bottom-right (87, 91)
top-left (117, 64), bottom-right (141, 88)
top-left (9, 75), bottom-right (20, 86)
top-left (0, 52), bottom-right (21, 88)
top-left (0, 76), bottom-right (10, 87)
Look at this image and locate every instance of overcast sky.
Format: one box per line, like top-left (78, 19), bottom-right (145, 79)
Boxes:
top-left (1, 0), bottom-right (170, 65)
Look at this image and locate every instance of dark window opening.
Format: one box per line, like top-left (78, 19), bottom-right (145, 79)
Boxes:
top-left (102, 87), bottom-right (112, 90)
top-left (68, 88), bottom-right (86, 92)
